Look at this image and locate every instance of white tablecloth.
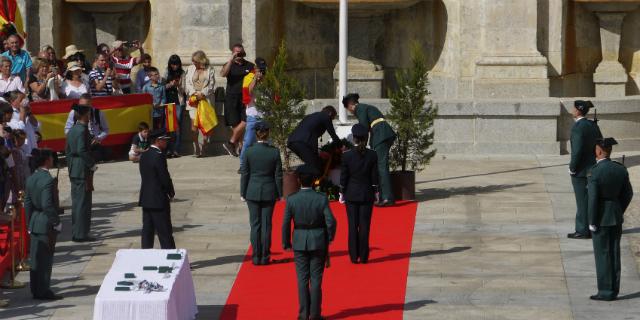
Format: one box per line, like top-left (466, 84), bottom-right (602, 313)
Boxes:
top-left (93, 249), bottom-right (197, 320)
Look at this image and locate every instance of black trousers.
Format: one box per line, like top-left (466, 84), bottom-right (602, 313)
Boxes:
top-left (346, 201), bottom-right (373, 263)
top-left (294, 249), bottom-right (326, 320)
top-left (141, 207), bottom-right (176, 249)
top-left (246, 200), bottom-right (275, 264)
top-left (288, 141), bottom-right (322, 175)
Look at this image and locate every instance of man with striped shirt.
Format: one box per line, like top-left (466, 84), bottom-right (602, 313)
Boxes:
top-left (89, 53), bottom-right (114, 97)
top-left (111, 40), bottom-right (144, 94)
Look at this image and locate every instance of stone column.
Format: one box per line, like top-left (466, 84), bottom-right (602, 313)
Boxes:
top-left (92, 13), bottom-right (122, 47)
top-left (593, 12), bottom-right (627, 97)
top-left (473, 0), bottom-right (549, 98)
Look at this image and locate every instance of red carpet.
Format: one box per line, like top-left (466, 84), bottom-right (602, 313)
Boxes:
top-left (221, 200), bottom-right (418, 319)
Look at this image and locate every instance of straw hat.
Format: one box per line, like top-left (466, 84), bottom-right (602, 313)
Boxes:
top-left (63, 44), bottom-right (83, 59)
top-left (66, 61), bottom-right (82, 72)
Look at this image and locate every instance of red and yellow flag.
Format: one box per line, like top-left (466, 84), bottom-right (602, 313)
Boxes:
top-left (31, 94), bottom-right (153, 152)
top-left (0, 0), bottom-right (25, 41)
top-left (164, 103), bottom-right (179, 133)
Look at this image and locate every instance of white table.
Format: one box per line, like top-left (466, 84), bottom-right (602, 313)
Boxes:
top-left (93, 249), bottom-right (197, 320)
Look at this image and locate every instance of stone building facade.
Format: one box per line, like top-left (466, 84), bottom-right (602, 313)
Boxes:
top-left (17, 0), bottom-right (640, 154)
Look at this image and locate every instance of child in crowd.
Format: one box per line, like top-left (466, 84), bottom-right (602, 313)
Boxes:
top-left (129, 121), bottom-right (150, 162)
top-left (142, 67), bottom-right (166, 130)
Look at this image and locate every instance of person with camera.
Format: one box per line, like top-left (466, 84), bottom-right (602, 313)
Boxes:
top-left (111, 40), bottom-right (145, 94)
top-left (237, 57), bottom-right (267, 173)
top-left (220, 44), bottom-right (254, 157)
top-left (25, 148), bottom-right (63, 300)
top-left (89, 53), bottom-right (116, 97)
top-left (5, 90), bottom-right (39, 155)
top-left (28, 58), bottom-right (62, 102)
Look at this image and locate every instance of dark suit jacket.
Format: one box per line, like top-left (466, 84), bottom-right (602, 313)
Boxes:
top-left (283, 189), bottom-right (336, 251)
top-left (287, 111), bottom-right (340, 151)
top-left (340, 149), bottom-right (378, 203)
top-left (570, 118), bottom-right (601, 177)
top-left (587, 158), bottom-right (633, 227)
top-left (240, 142), bottom-right (283, 201)
top-left (139, 146), bottom-right (175, 209)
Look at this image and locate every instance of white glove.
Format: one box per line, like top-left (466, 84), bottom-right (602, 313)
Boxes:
top-left (54, 223), bottom-right (62, 232)
top-left (589, 225), bottom-right (597, 232)
top-left (339, 193), bottom-right (345, 204)
top-left (240, 196), bottom-right (246, 202)
top-left (568, 168), bottom-right (576, 175)
top-left (375, 192), bottom-right (380, 203)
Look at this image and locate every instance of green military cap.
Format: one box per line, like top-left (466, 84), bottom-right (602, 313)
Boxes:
top-left (254, 121), bottom-right (270, 132)
top-left (351, 123), bottom-right (368, 137)
top-left (342, 93), bottom-right (360, 108)
top-left (574, 100), bottom-right (594, 114)
top-left (72, 103), bottom-right (91, 116)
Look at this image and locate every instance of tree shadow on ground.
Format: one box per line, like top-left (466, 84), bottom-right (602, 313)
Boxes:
top-left (0, 303), bottom-right (75, 319)
top-left (190, 254), bottom-right (248, 270)
top-left (367, 246), bottom-right (471, 264)
top-left (622, 227), bottom-right (640, 234)
top-left (416, 183), bottom-right (532, 202)
top-left (327, 299), bottom-right (436, 319)
top-left (204, 304), bottom-right (238, 319)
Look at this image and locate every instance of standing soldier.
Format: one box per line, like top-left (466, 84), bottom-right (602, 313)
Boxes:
top-left (25, 148), bottom-right (62, 300)
top-left (240, 121), bottom-right (283, 265)
top-left (568, 100), bottom-right (602, 239)
top-left (587, 138), bottom-right (633, 301)
top-left (66, 104), bottom-right (96, 242)
top-left (282, 165), bottom-right (336, 320)
top-left (342, 93), bottom-right (396, 207)
top-left (139, 129), bottom-right (176, 249)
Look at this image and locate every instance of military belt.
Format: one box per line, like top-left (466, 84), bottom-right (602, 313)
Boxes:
top-left (294, 225), bottom-right (324, 230)
top-left (370, 118), bottom-right (385, 128)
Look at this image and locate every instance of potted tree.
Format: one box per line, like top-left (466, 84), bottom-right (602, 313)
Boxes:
top-left (386, 42), bottom-right (438, 200)
top-left (255, 41), bottom-right (307, 197)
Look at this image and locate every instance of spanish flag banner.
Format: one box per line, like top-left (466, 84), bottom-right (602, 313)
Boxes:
top-left (165, 103), bottom-right (179, 133)
top-left (31, 94), bottom-right (153, 152)
top-left (0, 0), bottom-right (25, 40)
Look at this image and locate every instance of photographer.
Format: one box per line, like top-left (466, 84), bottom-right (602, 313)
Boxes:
top-left (111, 40), bottom-right (145, 94)
top-left (238, 57), bottom-right (267, 173)
top-left (5, 90), bottom-right (39, 155)
top-left (89, 53), bottom-right (115, 97)
top-left (28, 58), bottom-right (62, 102)
top-left (220, 44), bottom-right (254, 157)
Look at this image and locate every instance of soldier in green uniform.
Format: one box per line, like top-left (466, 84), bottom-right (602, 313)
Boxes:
top-left (240, 121), bottom-right (283, 265)
top-left (568, 100), bottom-right (601, 239)
top-left (587, 137), bottom-right (633, 301)
top-left (282, 165), bottom-right (336, 320)
top-left (25, 148), bottom-right (63, 300)
top-left (343, 93), bottom-right (396, 207)
top-left (65, 104), bottom-right (96, 242)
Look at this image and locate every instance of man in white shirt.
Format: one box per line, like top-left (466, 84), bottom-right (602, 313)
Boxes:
top-left (63, 94), bottom-right (110, 161)
top-left (0, 56), bottom-right (25, 96)
top-left (5, 91), bottom-right (39, 154)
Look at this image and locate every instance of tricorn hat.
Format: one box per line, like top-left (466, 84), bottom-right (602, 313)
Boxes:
top-left (596, 137), bottom-right (618, 148)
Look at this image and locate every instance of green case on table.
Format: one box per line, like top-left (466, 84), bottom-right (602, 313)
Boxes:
top-left (158, 266), bottom-right (173, 273)
top-left (115, 286), bottom-right (130, 291)
top-left (143, 266), bottom-right (158, 271)
top-left (166, 253), bottom-right (182, 260)
top-left (124, 273), bottom-right (136, 278)
top-left (117, 281), bottom-right (134, 286)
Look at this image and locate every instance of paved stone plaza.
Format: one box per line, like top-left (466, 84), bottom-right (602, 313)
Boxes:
top-left (1, 153), bottom-right (640, 320)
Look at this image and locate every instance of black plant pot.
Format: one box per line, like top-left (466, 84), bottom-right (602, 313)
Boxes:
top-left (390, 171), bottom-right (415, 201)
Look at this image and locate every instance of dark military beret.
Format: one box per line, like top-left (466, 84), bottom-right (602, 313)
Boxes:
top-left (351, 123), bottom-right (368, 137)
top-left (148, 129), bottom-right (171, 141)
top-left (342, 93), bottom-right (360, 108)
top-left (574, 100), bottom-right (594, 113)
top-left (254, 121), bottom-right (270, 131)
top-left (596, 137), bottom-right (618, 148)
